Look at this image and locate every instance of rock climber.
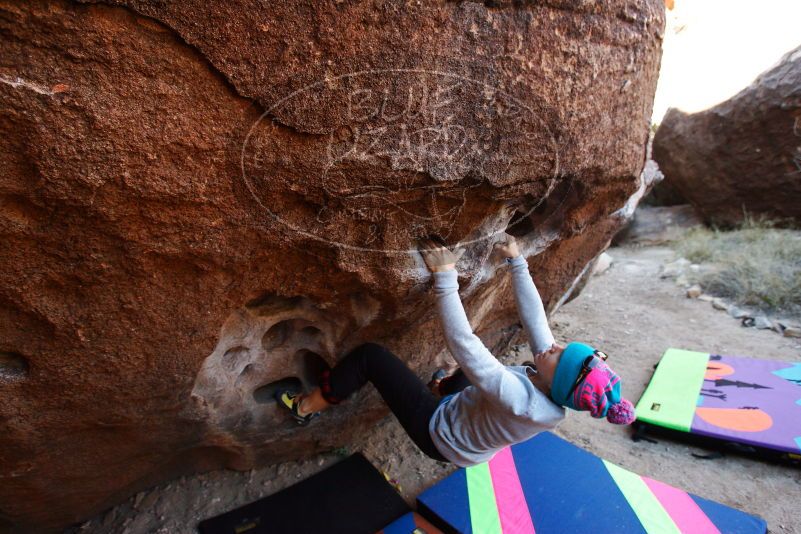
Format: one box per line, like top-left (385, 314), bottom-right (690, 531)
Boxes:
top-left (277, 233), bottom-right (636, 466)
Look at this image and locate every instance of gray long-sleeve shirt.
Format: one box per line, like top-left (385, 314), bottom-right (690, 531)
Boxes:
top-left (428, 254), bottom-right (566, 467)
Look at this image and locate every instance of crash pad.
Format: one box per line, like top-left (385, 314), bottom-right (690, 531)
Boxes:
top-left (198, 453), bottom-right (409, 534)
top-left (416, 432), bottom-right (766, 533)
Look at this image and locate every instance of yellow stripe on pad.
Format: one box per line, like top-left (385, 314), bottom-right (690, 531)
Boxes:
top-left (603, 460), bottom-right (680, 534)
top-left (466, 462), bottom-right (503, 533)
top-left (636, 348), bottom-right (710, 432)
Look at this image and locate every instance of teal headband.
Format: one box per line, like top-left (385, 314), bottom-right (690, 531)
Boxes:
top-left (550, 342), bottom-right (597, 408)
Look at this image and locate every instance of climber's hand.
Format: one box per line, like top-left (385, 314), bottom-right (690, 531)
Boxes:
top-left (418, 238), bottom-right (465, 273)
top-left (493, 232), bottom-right (521, 261)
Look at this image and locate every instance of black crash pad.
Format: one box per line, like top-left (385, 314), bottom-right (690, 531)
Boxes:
top-left (197, 453), bottom-right (410, 534)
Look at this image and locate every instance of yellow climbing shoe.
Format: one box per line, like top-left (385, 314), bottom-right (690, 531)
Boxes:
top-left (275, 391), bottom-right (319, 426)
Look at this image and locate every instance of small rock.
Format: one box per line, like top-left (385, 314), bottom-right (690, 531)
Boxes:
top-left (675, 274), bottom-right (689, 286)
top-left (686, 284), bottom-right (702, 298)
top-left (711, 298), bottom-right (728, 311)
top-left (660, 258), bottom-right (690, 279)
top-left (620, 263), bottom-right (644, 275)
top-left (753, 316), bottom-right (773, 330)
top-left (741, 317), bottom-right (756, 328)
top-left (689, 263), bottom-right (700, 272)
top-left (727, 306), bottom-right (749, 319)
top-left (698, 294), bottom-right (714, 302)
top-left (133, 491), bottom-right (145, 510)
top-left (783, 326), bottom-right (801, 338)
top-left (592, 252), bottom-right (613, 276)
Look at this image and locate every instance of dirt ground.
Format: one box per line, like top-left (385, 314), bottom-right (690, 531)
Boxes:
top-left (74, 245), bottom-right (801, 534)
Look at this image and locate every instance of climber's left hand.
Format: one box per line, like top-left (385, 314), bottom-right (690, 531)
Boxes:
top-left (418, 238), bottom-right (465, 273)
top-left (493, 232), bottom-right (521, 261)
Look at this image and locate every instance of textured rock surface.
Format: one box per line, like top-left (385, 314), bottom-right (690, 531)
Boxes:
top-left (0, 0), bottom-right (663, 529)
top-left (642, 174), bottom-right (686, 206)
top-left (653, 46), bottom-right (801, 225)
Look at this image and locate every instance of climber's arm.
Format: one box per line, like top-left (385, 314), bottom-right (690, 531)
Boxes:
top-left (507, 254), bottom-right (555, 355)
top-left (431, 268), bottom-right (526, 400)
top-left (418, 237), bottom-right (528, 401)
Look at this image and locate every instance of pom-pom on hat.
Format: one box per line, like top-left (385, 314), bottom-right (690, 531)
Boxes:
top-left (550, 342), bottom-right (635, 424)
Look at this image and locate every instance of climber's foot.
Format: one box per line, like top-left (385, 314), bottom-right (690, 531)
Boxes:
top-left (276, 391), bottom-right (319, 426)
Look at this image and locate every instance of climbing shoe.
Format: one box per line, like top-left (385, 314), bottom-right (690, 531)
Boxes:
top-left (275, 390), bottom-right (319, 426)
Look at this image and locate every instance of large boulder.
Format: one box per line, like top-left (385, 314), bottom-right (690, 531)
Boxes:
top-left (653, 46), bottom-right (801, 225)
top-left (0, 0), bottom-right (664, 529)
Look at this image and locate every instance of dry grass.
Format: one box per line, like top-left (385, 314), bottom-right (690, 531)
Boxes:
top-left (674, 216), bottom-right (801, 315)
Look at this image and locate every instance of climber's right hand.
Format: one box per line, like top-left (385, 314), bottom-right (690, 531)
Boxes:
top-left (417, 238), bottom-right (465, 273)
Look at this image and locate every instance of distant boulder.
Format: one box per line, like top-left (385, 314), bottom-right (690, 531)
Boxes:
top-left (653, 46), bottom-right (801, 225)
top-left (613, 204), bottom-right (702, 246)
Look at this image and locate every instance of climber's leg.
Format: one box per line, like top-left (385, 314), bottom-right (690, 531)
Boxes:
top-left (297, 388), bottom-right (330, 414)
top-left (313, 342), bottom-right (447, 461)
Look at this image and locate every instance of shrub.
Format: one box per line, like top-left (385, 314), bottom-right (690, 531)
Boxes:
top-left (674, 215), bottom-right (801, 315)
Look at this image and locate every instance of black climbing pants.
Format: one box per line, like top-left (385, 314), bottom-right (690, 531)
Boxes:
top-left (320, 342), bottom-right (471, 463)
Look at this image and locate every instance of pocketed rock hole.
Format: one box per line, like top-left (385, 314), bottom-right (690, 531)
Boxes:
top-left (252, 377), bottom-right (303, 404)
top-left (221, 346), bottom-right (248, 372)
top-left (300, 325), bottom-right (322, 339)
top-left (0, 352), bottom-right (28, 382)
top-left (527, 179), bottom-right (579, 232)
top-left (191, 293), bottom-right (354, 434)
top-left (295, 350), bottom-right (330, 389)
top-left (262, 319), bottom-right (293, 351)
top-left (506, 209), bottom-right (536, 238)
top-left (507, 180), bottom-right (580, 241)
top-left (235, 363), bottom-right (257, 388)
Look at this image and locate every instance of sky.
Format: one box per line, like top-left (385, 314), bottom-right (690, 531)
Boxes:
top-left (652, 0), bottom-right (801, 123)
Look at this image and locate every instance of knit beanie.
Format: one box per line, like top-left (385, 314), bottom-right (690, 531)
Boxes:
top-left (550, 342), bottom-right (635, 425)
